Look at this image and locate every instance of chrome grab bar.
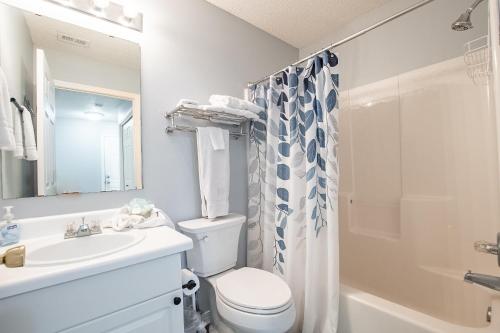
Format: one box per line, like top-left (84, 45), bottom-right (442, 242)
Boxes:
top-left (474, 240), bottom-right (500, 256)
top-left (473, 233), bottom-right (500, 266)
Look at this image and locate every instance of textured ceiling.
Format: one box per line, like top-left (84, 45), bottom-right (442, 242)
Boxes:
top-left (205, 0), bottom-right (394, 48)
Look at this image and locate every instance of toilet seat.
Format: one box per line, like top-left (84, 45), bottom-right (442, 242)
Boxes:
top-left (216, 295), bottom-right (296, 333)
top-left (216, 286), bottom-right (293, 315)
top-left (215, 267), bottom-right (293, 315)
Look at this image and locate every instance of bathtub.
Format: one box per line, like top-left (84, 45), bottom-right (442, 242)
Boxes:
top-left (338, 285), bottom-right (500, 333)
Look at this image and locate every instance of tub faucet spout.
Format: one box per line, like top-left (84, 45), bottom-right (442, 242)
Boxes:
top-left (464, 271), bottom-right (500, 292)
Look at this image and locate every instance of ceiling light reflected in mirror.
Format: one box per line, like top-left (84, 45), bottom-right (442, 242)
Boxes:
top-left (84, 105), bottom-right (105, 121)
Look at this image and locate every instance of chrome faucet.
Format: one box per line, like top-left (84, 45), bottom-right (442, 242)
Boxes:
top-left (464, 233), bottom-right (500, 292)
top-left (76, 217), bottom-right (91, 237)
top-left (464, 271), bottom-right (500, 292)
top-left (65, 217), bottom-right (102, 239)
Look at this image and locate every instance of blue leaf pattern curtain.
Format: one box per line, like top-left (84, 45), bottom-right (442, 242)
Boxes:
top-left (247, 51), bottom-right (340, 333)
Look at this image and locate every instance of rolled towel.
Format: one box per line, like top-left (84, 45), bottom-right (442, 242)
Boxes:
top-left (198, 104), bottom-right (259, 120)
top-left (210, 118), bottom-right (241, 126)
top-left (166, 100), bottom-right (201, 116)
top-left (209, 95), bottom-right (264, 114)
top-left (176, 99), bottom-right (200, 107)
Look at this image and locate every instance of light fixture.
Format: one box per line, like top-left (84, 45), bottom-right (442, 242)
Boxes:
top-left (123, 5), bottom-right (138, 21)
top-left (54, 0), bottom-right (73, 5)
top-left (91, 0), bottom-right (109, 17)
top-left (93, 0), bottom-right (110, 10)
top-left (84, 111), bottom-right (104, 121)
top-left (47, 0), bottom-right (143, 32)
top-left (84, 104), bottom-right (105, 121)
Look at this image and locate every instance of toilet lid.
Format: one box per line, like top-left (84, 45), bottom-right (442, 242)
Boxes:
top-left (216, 267), bottom-right (292, 312)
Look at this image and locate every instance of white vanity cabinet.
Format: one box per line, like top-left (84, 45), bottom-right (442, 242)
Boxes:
top-left (0, 209), bottom-right (193, 333)
top-left (0, 255), bottom-right (184, 333)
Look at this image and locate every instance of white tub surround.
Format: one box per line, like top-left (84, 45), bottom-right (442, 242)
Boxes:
top-left (0, 208), bottom-right (193, 333)
top-left (339, 285), bottom-right (500, 333)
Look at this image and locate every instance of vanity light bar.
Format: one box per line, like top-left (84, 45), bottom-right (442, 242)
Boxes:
top-left (46, 0), bottom-right (143, 32)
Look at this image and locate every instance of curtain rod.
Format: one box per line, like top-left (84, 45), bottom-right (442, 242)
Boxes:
top-left (248, 0), bottom-right (436, 87)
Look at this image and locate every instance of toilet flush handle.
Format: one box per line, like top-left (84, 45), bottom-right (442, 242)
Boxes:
top-left (196, 233), bottom-right (208, 241)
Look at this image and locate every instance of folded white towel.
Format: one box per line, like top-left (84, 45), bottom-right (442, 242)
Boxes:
top-left (197, 127), bottom-right (230, 219)
top-left (21, 106), bottom-right (37, 161)
top-left (198, 104), bottom-right (259, 120)
top-left (176, 99), bottom-right (200, 108)
top-left (0, 67), bottom-right (15, 151)
top-left (209, 95), bottom-right (264, 114)
top-left (166, 102), bottom-right (200, 116)
top-left (13, 106), bottom-right (23, 158)
top-left (210, 118), bottom-right (241, 126)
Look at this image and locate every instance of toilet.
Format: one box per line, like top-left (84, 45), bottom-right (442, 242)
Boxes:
top-left (178, 214), bottom-right (296, 333)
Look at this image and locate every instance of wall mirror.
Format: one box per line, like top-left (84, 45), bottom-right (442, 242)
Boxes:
top-left (0, 1), bottom-right (142, 199)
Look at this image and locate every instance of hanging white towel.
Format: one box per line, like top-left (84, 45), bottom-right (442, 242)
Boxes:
top-left (21, 106), bottom-right (37, 161)
top-left (196, 127), bottom-right (230, 219)
top-left (209, 129), bottom-right (225, 150)
top-left (13, 106), bottom-right (23, 158)
top-left (0, 67), bottom-right (15, 151)
top-left (209, 95), bottom-right (264, 114)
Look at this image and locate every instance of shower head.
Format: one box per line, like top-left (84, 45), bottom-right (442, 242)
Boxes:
top-left (451, 0), bottom-right (485, 31)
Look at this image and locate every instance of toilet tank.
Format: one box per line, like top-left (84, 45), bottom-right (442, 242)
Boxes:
top-left (177, 214), bottom-right (246, 277)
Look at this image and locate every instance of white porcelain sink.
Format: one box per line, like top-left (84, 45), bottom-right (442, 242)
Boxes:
top-left (26, 233), bottom-right (146, 266)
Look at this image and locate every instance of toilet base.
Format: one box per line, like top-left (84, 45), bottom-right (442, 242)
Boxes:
top-left (200, 270), bottom-right (295, 333)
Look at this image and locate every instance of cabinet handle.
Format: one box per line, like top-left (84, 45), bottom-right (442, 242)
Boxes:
top-left (173, 297), bottom-right (182, 305)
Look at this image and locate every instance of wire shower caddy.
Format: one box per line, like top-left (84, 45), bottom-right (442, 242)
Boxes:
top-left (464, 35), bottom-right (491, 85)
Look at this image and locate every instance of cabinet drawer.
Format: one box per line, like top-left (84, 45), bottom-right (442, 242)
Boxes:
top-left (61, 290), bottom-right (184, 333)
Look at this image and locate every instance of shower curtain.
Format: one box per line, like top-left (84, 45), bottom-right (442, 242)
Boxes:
top-left (247, 50), bottom-right (340, 333)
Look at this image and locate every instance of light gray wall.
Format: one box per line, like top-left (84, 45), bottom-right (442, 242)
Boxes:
top-left (44, 48), bottom-right (141, 94)
top-left (0, 2), bottom-right (36, 199)
top-left (0, 0), bottom-right (298, 265)
top-left (299, 0), bottom-right (488, 89)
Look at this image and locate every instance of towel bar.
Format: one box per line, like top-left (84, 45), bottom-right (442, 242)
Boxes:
top-left (10, 98), bottom-right (33, 115)
top-left (165, 105), bottom-right (248, 139)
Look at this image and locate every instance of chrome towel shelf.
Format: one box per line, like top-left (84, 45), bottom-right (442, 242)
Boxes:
top-left (165, 105), bottom-right (248, 138)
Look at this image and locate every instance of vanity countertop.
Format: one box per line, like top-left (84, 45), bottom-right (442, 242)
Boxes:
top-left (0, 209), bottom-right (193, 299)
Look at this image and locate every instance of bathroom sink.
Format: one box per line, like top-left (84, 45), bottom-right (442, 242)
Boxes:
top-left (26, 233), bottom-right (146, 266)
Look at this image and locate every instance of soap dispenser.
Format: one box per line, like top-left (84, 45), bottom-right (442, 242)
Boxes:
top-left (0, 206), bottom-right (20, 247)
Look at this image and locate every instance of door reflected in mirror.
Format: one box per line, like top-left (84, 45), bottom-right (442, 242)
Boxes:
top-left (53, 87), bottom-right (140, 195)
top-left (0, 2), bottom-right (142, 199)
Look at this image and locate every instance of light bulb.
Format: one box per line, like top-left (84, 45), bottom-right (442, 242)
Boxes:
top-left (93, 0), bottom-right (110, 10)
top-left (123, 5), bottom-right (138, 20)
top-left (55, 0), bottom-right (73, 5)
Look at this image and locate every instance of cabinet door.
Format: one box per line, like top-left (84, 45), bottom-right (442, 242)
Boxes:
top-left (62, 290), bottom-right (184, 333)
